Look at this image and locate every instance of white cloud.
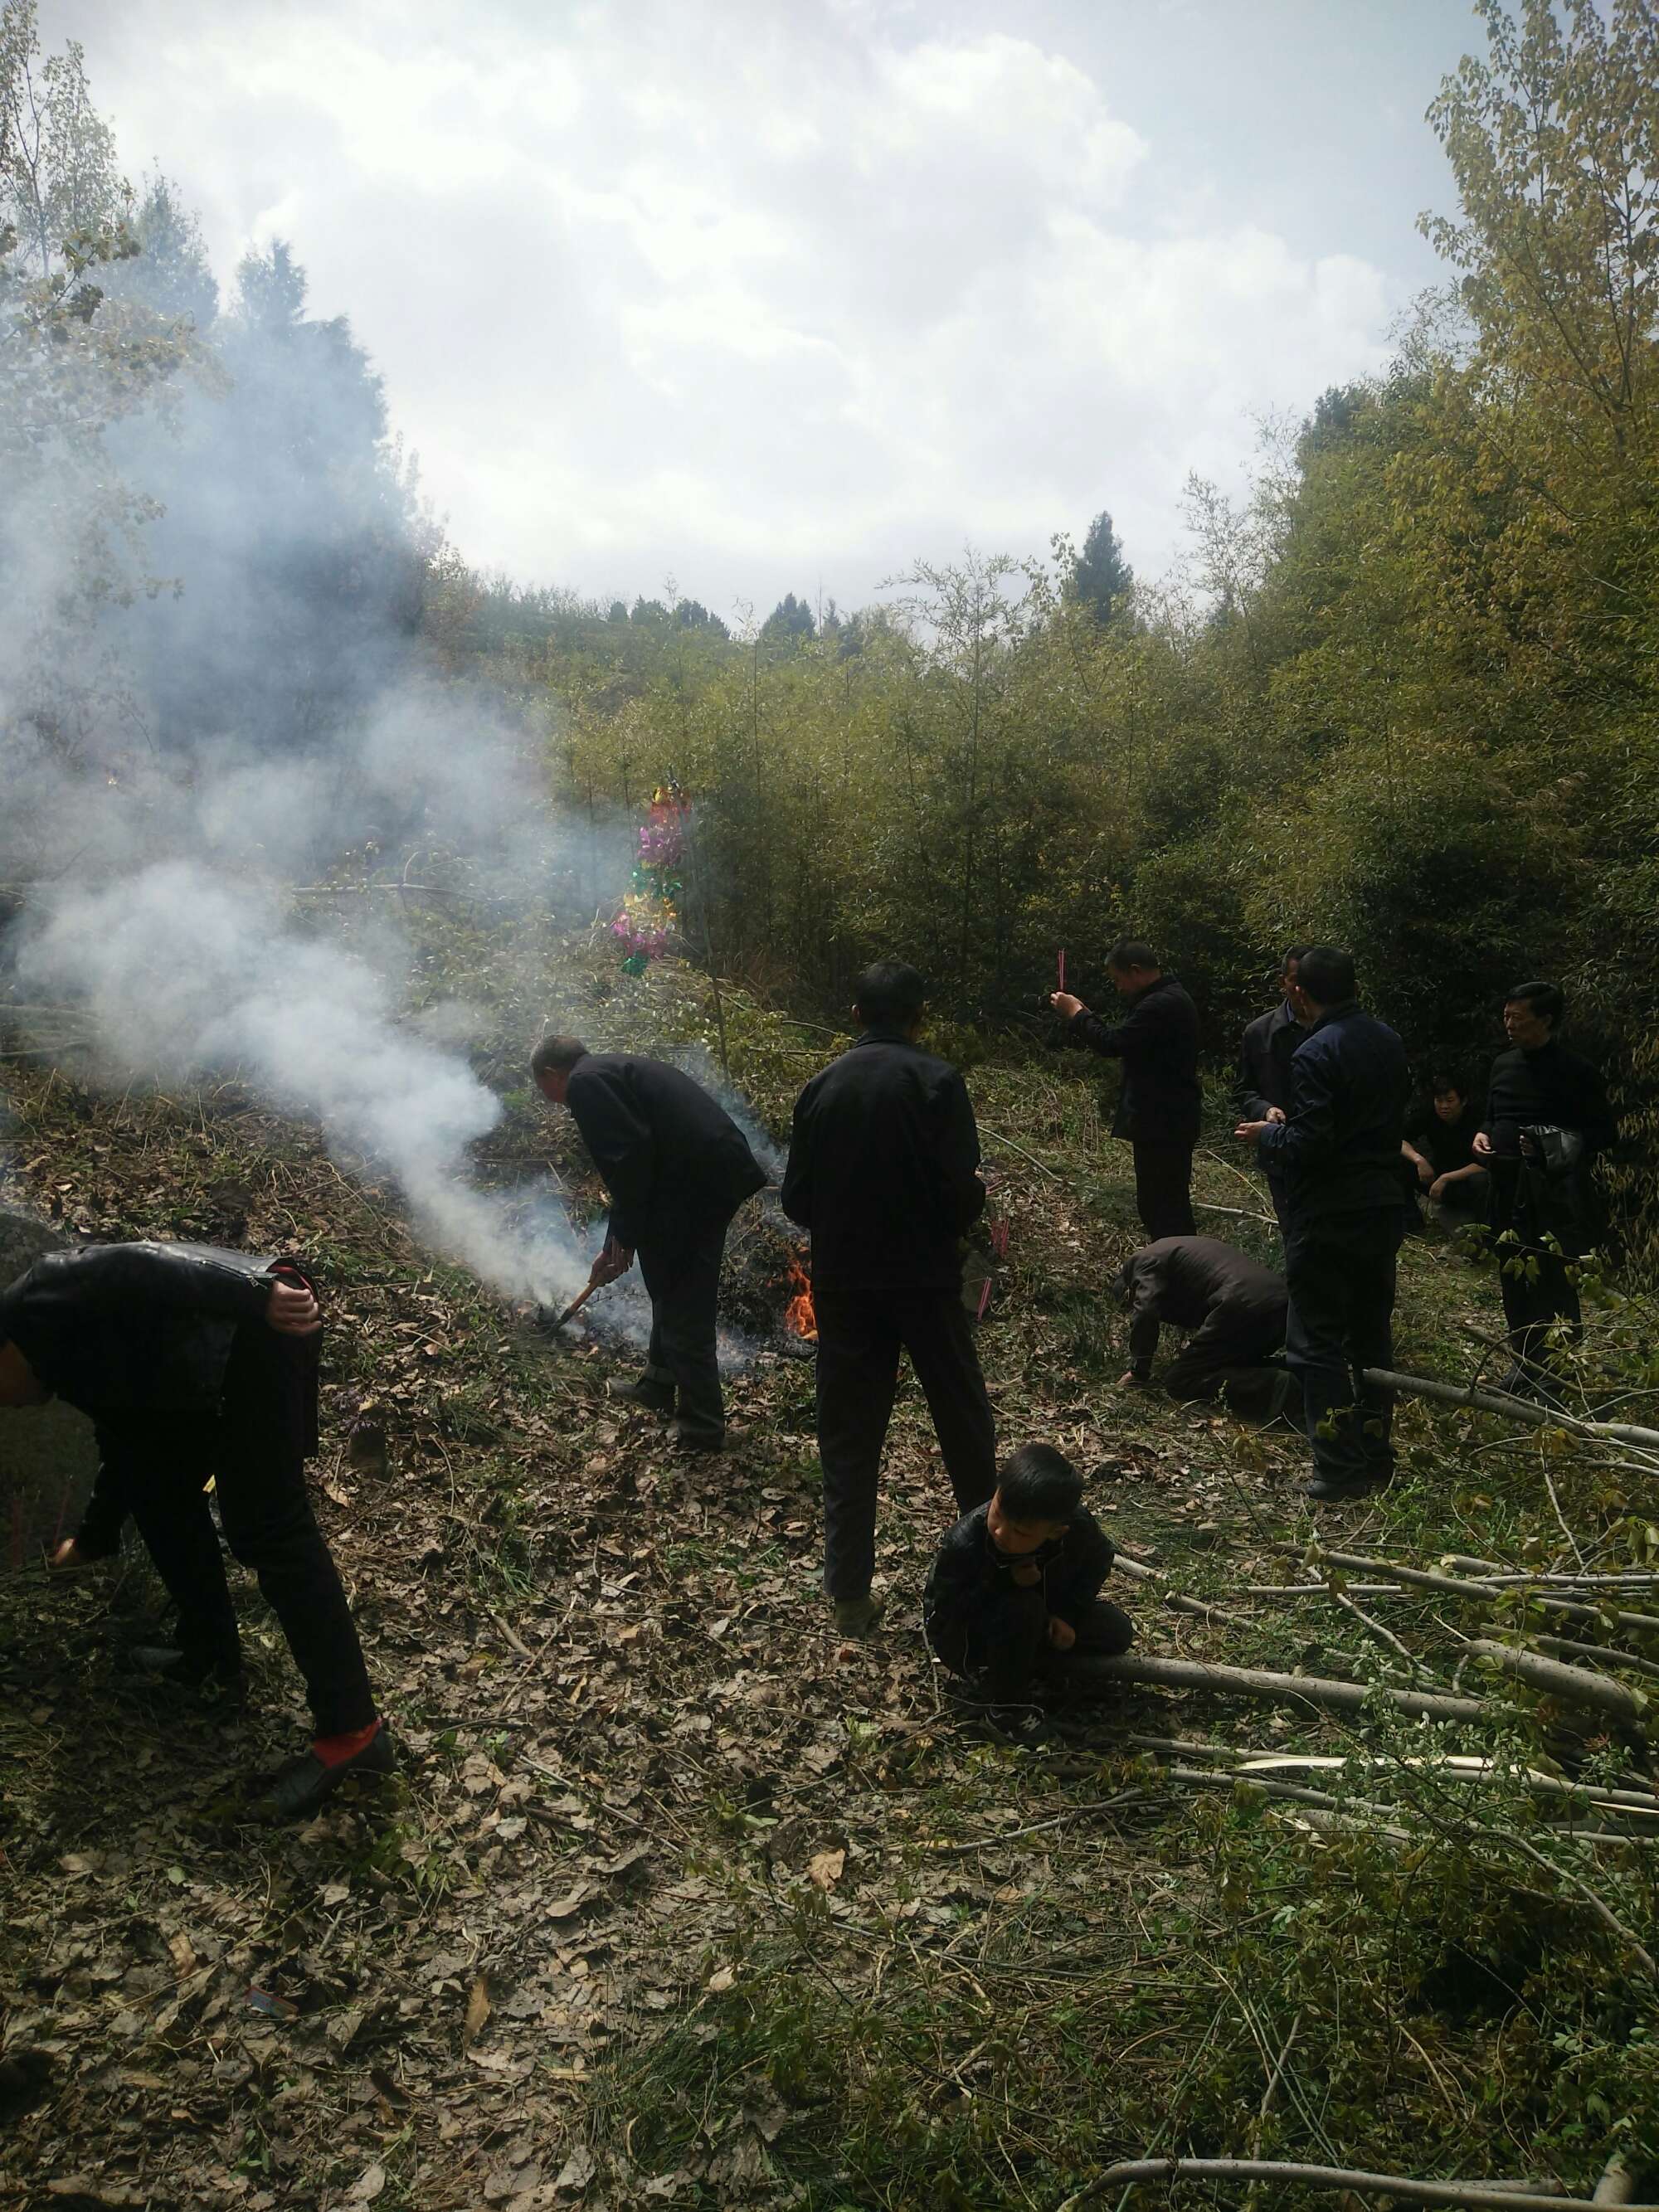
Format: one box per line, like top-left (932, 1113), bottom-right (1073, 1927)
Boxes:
top-left (77, 0), bottom-right (1399, 609)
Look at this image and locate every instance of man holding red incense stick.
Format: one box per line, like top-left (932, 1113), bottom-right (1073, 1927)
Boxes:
top-left (1052, 938), bottom-right (1202, 1241)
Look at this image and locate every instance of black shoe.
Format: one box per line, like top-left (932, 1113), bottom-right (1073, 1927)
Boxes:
top-left (606, 1378), bottom-right (675, 1416)
top-left (129, 1645), bottom-right (246, 1697)
top-left (1304, 1469), bottom-right (1393, 1503)
top-left (256, 1726), bottom-right (397, 1821)
top-left (674, 1422), bottom-right (725, 1454)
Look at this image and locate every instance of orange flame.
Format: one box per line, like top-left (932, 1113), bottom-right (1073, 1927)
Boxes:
top-left (783, 1250), bottom-right (817, 1342)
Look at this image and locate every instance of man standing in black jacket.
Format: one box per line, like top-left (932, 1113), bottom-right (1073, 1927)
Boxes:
top-left (782, 962), bottom-right (997, 1636)
top-left (1233, 946), bottom-right (1308, 1230)
top-left (533, 1038), bottom-right (766, 1451)
top-left (1472, 981), bottom-right (1616, 1398)
top-left (1051, 939), bottom-right (1202, 1240)
top-left (1237, 946), bottom-right (1409, 1500)
top-left (0, 1242), bottom-right (389, 1818)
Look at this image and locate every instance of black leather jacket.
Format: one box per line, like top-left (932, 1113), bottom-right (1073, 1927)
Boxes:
top-left (0, 1242), bottom-right (282, 1416)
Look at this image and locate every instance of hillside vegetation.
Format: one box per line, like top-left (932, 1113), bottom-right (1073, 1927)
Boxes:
top-left (2, 922), bottom-right (1657, 2210)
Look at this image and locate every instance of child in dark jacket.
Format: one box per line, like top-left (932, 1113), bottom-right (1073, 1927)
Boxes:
top-left (923, 1444), bottom-right (1133, 1709)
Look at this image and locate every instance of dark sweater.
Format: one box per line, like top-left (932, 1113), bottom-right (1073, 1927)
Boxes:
top-left (1119, 1236), bottom-right (1287, 1372)
top-left (924, 1500), bottom-right (1114, 1641)
top-left (1257, 1002), bottom-right (1409, 1223)
top-left (781, 1029), bottom-right (985, 1291)
top-left (1234, 1000), bottom-right (1302, 1122)
top-left (1405, 1099), bottom-right (1481, 1179)
top-left (0, 1242), bottom-right (280, 1416)
top-left (1481, 1042), bottom-right (1615, 1160)
top-left (1069, 975), bottom-right (1202, 1145)
top-left (565, 1053), bottom-right (766, 1247)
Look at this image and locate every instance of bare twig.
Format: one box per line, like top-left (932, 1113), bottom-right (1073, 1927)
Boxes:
top-left (1061, 2156), bottom-right (1645, 2208)
top-left (1362, 1365), bottom-right (1659, 1451)
top-left (1069, 1651), bottom-right (1490, 1724)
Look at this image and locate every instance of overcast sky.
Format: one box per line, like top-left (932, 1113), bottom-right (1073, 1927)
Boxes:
top-left (57, 0), bottom-right (1481, 620)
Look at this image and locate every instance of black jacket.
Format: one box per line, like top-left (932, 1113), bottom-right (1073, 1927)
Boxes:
top-left (1257, 1002), bottom-right (1409, 1225)
top-left (1481, 1042), bottom-right (1616, 1160)
top-left (1068, 975), bottom-right (1201, 1145)
top-left (924, 1501), bottom-right (1114, 1641)
top-left (1234, 1001), bottom-right (1302, 1122)
top-left (0, 1242), bottom-right (281, 1417)
top-left (565, 1053), bottom-right (766, 1248)
top-left (781, 1029), bottom-right (985, 1291)
top-left (1117, 1236), bottom-right (1287, 1371)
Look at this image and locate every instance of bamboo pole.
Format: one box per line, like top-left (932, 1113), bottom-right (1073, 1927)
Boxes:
top-left (1062, 2156), bottom-right (1653, 2209)
top-left (1363, 1366), bottom-right (1659, 1451)
top-left (1311, 1550), bottom-right (1659, 1636)
top-left (1068, 1651), bottom-right (1490, 1724)
top-left (1129, 1739), bottom-right (1659, 1816)
top-left (1467, 1641), bottom-right (1648, 1725)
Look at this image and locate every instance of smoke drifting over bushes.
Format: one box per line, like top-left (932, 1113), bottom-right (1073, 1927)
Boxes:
top-left (1, 81), bottom-right (634, 1303)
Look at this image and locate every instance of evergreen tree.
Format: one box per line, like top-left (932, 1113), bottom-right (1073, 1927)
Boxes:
top-left (1070, 509), bottom-right (1133, 625)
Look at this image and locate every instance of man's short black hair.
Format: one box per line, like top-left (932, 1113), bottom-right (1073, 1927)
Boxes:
top-left (531, 1033), bottom-right (589, 1078)
top-left (1295, 945), bottom-right (1356, 1006)
top-left (1282, 943), bottom-right (1310, 975)
top-left (1107, 938), bottom-right (1160, 973)
top-left (1506, 980), bottom-right (1564, 1028)
top-left (997, 1442), bottom-right (1084, 1522)
top-left (854, 961), bottom-right (927, 1028)
top-left (1430, 1069), bottom-right (1470, 1099)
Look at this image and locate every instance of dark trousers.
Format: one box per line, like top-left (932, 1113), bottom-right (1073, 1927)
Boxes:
top-left (1165, 1299), bottom-right (1287, 1420)
top-left (815, 1284), bottom-right (997, 1600)
top-left (1284, 1212), bottom-right (1403, 1486)
top-left (636, 1207), bottom-right (737, 1441)
top-left (1132, 1142), bottom-right (1196, 1241)
top-left (96, 1322), bottom-right (374, 1734)
top-left (1265, 1167), bottom-right (1292, 1235)
top-left (930, 1589), bottom-right (1134, 1704)
top-left (1490, 1164), bottom-right (1580, 1373)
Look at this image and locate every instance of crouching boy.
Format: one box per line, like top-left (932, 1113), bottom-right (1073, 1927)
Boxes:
top-left (923, 1444), bottom-right (1132, 1712)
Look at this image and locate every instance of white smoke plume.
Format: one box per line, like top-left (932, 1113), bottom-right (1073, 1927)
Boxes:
top-left (16, 858), bottom-right (593, 1307)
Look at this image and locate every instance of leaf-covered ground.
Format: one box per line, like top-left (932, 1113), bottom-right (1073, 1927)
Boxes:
top-left (2, 936), bottom-right (1657, 2211)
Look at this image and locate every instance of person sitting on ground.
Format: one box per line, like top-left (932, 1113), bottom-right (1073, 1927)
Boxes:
top-left (532, 1035), bottom-right (766, 1453)
top-left (923, 1444), bottom-right (1132, 1723)
top-left (0, 1240), bottom-right (390, 1819)
top-left (1112, 1235), bottom-right (1295, 1425)
top-left (1401, 1072), bottom-right (1489, 1224)
top-left (1471, 981), bottom-right (1617, 1400)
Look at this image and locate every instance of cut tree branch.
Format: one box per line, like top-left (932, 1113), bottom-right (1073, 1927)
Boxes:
top-left (1058, 2156), bottom-right (1654, 2209)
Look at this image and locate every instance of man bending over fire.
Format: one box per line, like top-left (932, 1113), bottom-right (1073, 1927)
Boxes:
top-left (533, 1035), bottom-right (766, 1451)
top-left (0, 1241), bottom-right (390, 1819)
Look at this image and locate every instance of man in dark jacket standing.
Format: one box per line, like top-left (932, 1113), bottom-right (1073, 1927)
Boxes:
top-left (1472, 981), bottom-right (1615, 1398)
top-left (782, 961), bottom-right (996, 1636)
top-left (1237, 946), bottom-right (1409, 1500)
top-left (0, 1241), bottom-right (388, 1818)
top-left (533, 1038), bottom-right (766, 1451)
top-left (1051, 939), bottom-right (1202, 1240)
top-left (1112, 1235), bottom-right (1291, 1422)
top-left (1233, 946), bottom-right (1307, 1230)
